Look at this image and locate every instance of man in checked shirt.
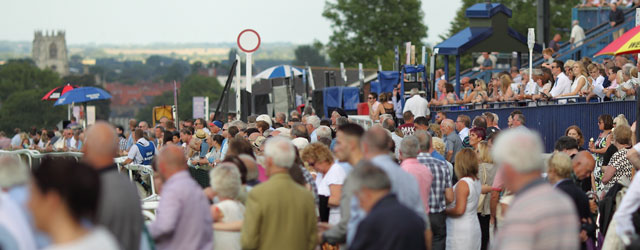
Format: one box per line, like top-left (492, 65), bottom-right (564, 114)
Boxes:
top-left (415, 130), bottom-right (454, 250)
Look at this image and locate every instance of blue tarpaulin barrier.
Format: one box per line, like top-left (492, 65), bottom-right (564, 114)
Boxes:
top-left (370, 81), bottom-right (381, 94)
top-left (342, 87), bottom-right (359, 110)
top-left (442, 101), bottom-right (637, 152)
top-left (404, 65), bottom-right (426, 74)
top-left (323, 87), bottom-right (343, 117)
top-left (378, 71), bottom-right (400, 94)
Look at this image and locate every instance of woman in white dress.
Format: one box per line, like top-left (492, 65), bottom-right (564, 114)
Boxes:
top-left (561, 61), bottom-right (588, 97)
top-left (209, 163), bottom-right (245, 250)
top-left (301, 143), bottom-right (346, 225)
top-left (445, 148), bottom-right (482, 250)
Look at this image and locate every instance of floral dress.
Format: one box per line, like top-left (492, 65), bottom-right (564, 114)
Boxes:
top-left (594, 132), bottom-right (610, 193)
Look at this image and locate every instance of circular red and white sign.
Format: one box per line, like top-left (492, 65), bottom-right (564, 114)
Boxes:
top-left (237, 29), bottom-right (261, 53)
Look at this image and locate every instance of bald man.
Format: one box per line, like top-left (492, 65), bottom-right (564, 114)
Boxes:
top-left (83, 122), bottom-right (142, 250)
top-left (149, 145), bottom-right (213, 250)
top-left (572, 151), bottom-right (595, 193)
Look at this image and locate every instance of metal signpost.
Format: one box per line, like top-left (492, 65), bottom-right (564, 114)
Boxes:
top-left (235, 54), bottom-right (241, 118)
top-left (237, 29), bottom-right (260, 115)
top-left (528, 28), bottom-right (535, 81)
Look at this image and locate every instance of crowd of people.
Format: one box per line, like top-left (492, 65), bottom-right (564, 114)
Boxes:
top-left (2, 103), bottom-right (640, 250)
top-left (423, 53), bottom-right (640, 110)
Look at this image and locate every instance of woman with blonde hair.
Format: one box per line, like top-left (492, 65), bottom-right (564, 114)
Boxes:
top-left (476, 141), bottom-right (498, 250)
top-left (472, 79), bottom-right (488, 104)
top-left (560, 61), bottom-right (588, 97)
top-left (613, 114), bottom-right (629, 128)
top-left (446, 148), bottom-right (482, 250)
top-left (496, 74), bottom-right (514, 102)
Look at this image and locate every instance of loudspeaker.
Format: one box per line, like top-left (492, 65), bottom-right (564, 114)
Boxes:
top-left (313, 89), bottom-right (324, 118)
top-left (240, 90), bottom-right (253, 120)
top-left (253, 93), bottom-right (269, 116)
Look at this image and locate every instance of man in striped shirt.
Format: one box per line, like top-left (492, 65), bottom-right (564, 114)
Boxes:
top-left (415, 130), bottom-right (453, 250)
top-left (491, 128), bottom-right (579, 250)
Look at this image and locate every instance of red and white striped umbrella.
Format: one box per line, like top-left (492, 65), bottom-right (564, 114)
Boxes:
top-left (42, 83), bottom-right (77, 101)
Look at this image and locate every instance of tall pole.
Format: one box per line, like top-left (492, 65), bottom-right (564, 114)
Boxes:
top-left (235, 54), bottom-right (241, 119)
top-left (246, 53), bottom-right (253, 93)
top-left (246, 53), bottom-right (253, 115)
top-left (173, 80), bottom-right (179, 128)
top-left (528, 28), bottom-right (535, 81)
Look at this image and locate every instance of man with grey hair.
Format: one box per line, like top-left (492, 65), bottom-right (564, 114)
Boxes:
top-left (315, 125), bottom-right (332, 141)
top-left (306, 115), bottom-right (321, 143)
top-left (275, 112), bottom-right (287, 126)
top-left (440, 119), bottom-right (462, 164)
top-left (241, 137), bottom-right (317, 250)
top-left (292, 123), bottom-right (309, 141)
top-left (399, 136), bottom-right (433, 215)
top-left (351, 127), bottom-right (431, 246)
top-left (349, 162), bottom-right (428, 250)
top-left (403, 88), bottom-right (430, 118)
top-left (336, 117), bottom-right (349, 127)
top-left (491, 128), bottom-right (579, 250)
top-left (83, 122), bottom-right (143, 250)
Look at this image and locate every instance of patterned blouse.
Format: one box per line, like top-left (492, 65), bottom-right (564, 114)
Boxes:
top-left (602, 148), bottom-right (633, 193)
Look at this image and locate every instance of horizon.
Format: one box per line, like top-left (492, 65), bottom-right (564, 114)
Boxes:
top-left (2, 0), bottom-right (460, 47)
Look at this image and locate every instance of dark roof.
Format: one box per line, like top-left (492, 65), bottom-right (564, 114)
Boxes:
top-left (465, 3), bottom-right (512, 18)
top-left (434, 3), bottom-right (542, 56)
top-left (435, 27), bottom-right (493, 55)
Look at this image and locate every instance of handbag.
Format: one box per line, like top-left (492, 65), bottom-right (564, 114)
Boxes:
top-left (477, 164), bottom-right (488, 213)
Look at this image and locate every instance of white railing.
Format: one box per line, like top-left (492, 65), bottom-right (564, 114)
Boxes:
top-left (1, 150), bottom-right (159, 220)
top-left (348, 115), bottom-right (375, 130)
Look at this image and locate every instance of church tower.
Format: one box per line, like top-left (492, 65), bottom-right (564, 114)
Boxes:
top-left (32, 30), bottom-right (69, 76)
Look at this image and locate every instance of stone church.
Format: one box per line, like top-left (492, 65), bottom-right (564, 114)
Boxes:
top-left (32, 30), bottom-right (69, 76)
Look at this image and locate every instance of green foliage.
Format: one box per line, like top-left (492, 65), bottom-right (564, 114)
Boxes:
top-left (0, 60), bottom-right (67, 132)
top-left (0, 89), bottom-right (67, 132)
top-left (292, 45), bottom-right (327, 67)
top-left (0, 59), bottom-right (61, 101)
top-left (136, 74), bottom-right (223, 123)
top-left (323, 0), bottom-right (428, 68)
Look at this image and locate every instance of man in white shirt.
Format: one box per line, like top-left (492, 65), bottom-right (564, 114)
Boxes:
top-left (123, 128), bottom-right (158, 165)
top-left (455, 115), bottom-right (470, 141)
top-left (403, 88), bottom-right (430, 118)
top-left (550, 60), bottom-right (572, 99)
top-left (10, 128), bottom-right (21, 148)
top-left (570, 20), bottom-right (586, 48)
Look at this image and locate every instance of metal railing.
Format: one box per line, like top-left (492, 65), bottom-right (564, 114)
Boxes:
top-left (0, 150), bottom-right (159, 221)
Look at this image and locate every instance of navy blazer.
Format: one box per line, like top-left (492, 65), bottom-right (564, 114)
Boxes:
top-left (349, 194), bottom-right (426, 250)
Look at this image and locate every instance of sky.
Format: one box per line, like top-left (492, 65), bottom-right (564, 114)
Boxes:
top-left (2, 0), bottom-right (462, 46)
